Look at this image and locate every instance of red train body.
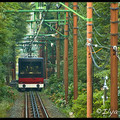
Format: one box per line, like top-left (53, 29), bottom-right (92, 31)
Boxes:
top-left (18, 57), bottom-right (44, 91)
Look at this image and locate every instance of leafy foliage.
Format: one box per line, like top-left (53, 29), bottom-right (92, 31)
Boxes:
top-left (72, 92), bottom-right (87, 118)
top-left (0, 2), bottom-right (119, 118)
top-left (44, 2), bottom-right (120, 118)
top-left (0, 3), bottom-right (31, 114)
top-left (0, 2), bottom-right (31, 86)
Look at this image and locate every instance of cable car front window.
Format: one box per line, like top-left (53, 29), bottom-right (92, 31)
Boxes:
top-left (20, 61), bottom-right (43, 77)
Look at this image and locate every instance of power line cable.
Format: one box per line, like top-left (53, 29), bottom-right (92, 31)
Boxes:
top-left (91, 43), bottom-right (110, 50)
top-left (93, 23), bottom-right (106, 37)
top-left (93, 6), bottom-right (101, 17)
top-left (93, 32), bottom-right (103, 46)
top-left (91, 45), bottom-right (104, 61)
top-left (89, 45), bottom-right (110, 70)
top-left (33, 2), bottom-right (52, 41)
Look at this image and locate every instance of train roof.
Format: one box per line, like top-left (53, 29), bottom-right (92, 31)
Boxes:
top-left (19, 57), bottom-right (44, 62)
top-left (19, 57), bottom-right (43, 59)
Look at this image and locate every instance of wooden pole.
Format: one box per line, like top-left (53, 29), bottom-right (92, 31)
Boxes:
top-left (56, 23), bottom-right (60, 78)
top-left (38, 42), bottom-right (42, 57)
top-left (51, 45), bottom-right (55, 74)
top-left (110, 2), bottom-right (118, 118)
top-left (73, 2), bottom-right (78, 100)
top-left (42, 44), bottom-right (45, 78)
top-left (87, 2), bottom-right (93, 118)
top-left (64, 2), bottom-right (69, 102)
top-left (45, 41), bottom-right (48, 79)
top-left (11, 69), bottom-right (15, 80)
top-left (13, 45), bottom-right (16, 80)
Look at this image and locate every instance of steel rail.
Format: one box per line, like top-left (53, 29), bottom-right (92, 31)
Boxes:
top-left (25, 91), bottom-right (48, 118)
top-left (25, 92), bottom-right (28, 118)
top-left (31, 91), bottom-right (40, 118)
top-left (30, 91), bottom-right (36, 118)
top-left (36, 92), bottom-right (49, 118)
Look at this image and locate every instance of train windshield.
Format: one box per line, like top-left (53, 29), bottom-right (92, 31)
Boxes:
top-left (19, 61), bottom-right (43, 78)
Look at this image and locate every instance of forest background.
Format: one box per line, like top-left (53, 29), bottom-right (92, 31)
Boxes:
top-left (0, 2), bottom-right (120, 118)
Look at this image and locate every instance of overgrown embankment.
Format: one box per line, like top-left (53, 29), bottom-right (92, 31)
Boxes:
top-left (0, 85), bottom-right (19, 117)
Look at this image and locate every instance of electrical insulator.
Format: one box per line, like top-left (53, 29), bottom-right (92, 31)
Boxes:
top-left (113, 46), bottom-right (117, 51)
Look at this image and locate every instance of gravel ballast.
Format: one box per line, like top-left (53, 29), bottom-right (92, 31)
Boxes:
top-left (7, 92), bottom-right (24, 118)
top-left (6, 91), bottom-right (67, 118)
top-left (39, 92), bottom-right (67, 118)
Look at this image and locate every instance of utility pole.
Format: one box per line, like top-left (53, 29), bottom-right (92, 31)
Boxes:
top-left (56, 23), bottom-right (60, 78)
top-left (11, 69), bottom-right (15, 80)
top-left (45, 41), bottom-right (48, 79)
top-left (51, 43), bottom-right (55, 75)
top-left (73, 2), bottom-right (78, 100)
top-left (64, 2), bottom-right (69, 102)
top-left (39, 43), bottom-right (45, 78)
top-left (87, 2), bottom-right (93, 118)
top-left (38, 43), bottom-right (42, 57)
top-left (13, 45), bottom-right (16, 80)
top-left (42, 44), bottom-right (45, 78)
top-left (110, 2), bottom-right (118, 118)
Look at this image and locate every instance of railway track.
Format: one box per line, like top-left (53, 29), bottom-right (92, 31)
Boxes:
top-left (24, 91), bottom-right (49, 118)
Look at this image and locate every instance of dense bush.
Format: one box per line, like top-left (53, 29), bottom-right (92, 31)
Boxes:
top-left (0, 85), bottom-right (18, 102)
top-left (72, 90), bottom-right (111, 118)
top-left (43, 2), bottom-right (120, 118)
top-left (0, 85), bottom-right (19, 117)
top-left (0, 2), bottom-right (31, 117)
top-left (72, 92), bottom-right (87, 118)
top-left (0, 2), bottom-right (31, 86)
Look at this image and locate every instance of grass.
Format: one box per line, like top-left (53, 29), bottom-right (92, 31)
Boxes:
top-left (0, 85), bottom-right (19, 118)
top-left (0, 100), bottom-right (13, 117)
top-left (41, 89), bottom-right (71, 118)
